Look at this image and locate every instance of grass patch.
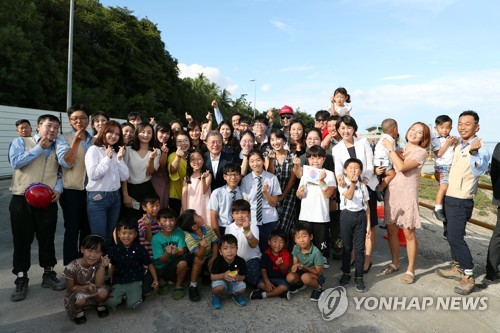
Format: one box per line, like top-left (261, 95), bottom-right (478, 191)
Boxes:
top-left (418, 177), bottom-right (495, 215)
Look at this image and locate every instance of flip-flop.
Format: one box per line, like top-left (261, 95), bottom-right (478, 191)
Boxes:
top-left (402, 271), bottom-right (415, 284)
top-left (382, 263), bottom-right (400, 275)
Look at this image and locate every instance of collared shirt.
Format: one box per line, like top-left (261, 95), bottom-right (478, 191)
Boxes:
top-left (338, 177), bottom-right (369, 212)
top-left (209, 185), bottom-right (243, 227)
top-left (225, 222), bottom-right (261, 261)
top-left (184, 225), bottom-right (219, 258)
top-left (55, 129), bottom-right (94, 169)
top-left (108, 242), bottom-right (151, 285)
top-left (240, 171), bottom-right (282, 225)
top-left (261, 248), bottom-right (292, 279)
top-left (210, 153), bottom-right (221, 178)
top-left (431, 135), bottom-right (455, 166)
top-left (457, 138), bottom-right (490, 177)
top-left (291, 244), bottom-right (323, 273)
top-left (9, 135), bottom-right (63, 193)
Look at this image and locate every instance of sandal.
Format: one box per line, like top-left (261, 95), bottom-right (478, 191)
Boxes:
top-left (74, 311), bottom-right (87, 325)
top-left (96, 304), bottom-right (109, 318)
top-left (173, 287), bottom-right (185, 300)
top-left (402, 271), bottom-right (415, 284)
top-left (382, 263), bottom-right (400, 275)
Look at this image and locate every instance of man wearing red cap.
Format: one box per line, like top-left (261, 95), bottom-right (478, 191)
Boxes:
top-left (8, 114), bottom-right (66, 302)
top-left (278, 105), bottom-right (295, 141)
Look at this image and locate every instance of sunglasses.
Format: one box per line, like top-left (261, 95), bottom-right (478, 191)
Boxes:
top-left (280, 115), bottom-right (292, 120)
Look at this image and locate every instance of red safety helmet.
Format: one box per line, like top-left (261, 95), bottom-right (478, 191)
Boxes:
top-left (24, 183), bottom-right (53, 209)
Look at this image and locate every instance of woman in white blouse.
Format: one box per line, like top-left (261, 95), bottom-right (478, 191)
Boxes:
top-left (85, 120), bottom-right (129, 245)
top-left (333, 115), bottom-right (378, 273)
top-left (121, 122), bottom-right (160, 216)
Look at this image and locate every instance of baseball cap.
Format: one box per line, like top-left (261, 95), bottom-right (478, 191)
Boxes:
top-left (279, 105), bottom-right (294, 115)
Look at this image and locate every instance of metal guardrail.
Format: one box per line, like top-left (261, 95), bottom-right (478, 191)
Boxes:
top-left (420, 173), bottom-right (494, 231)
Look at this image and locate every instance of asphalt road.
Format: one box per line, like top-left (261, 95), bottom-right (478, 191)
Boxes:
top-left (0, 178), bottom-right (498, 333)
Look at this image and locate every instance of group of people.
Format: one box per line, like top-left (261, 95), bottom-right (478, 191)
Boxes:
top-left (7, 86), bottom-right (499, 325)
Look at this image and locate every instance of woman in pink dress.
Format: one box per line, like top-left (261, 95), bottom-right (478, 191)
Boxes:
top-left (381, 122), bottom-right (430, 284)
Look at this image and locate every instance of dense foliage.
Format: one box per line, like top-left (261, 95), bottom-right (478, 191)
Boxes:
top-left (1, 0), bottom-right (312, 127)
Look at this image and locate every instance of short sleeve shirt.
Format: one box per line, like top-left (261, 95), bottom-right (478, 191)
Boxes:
top-left (291, 244), bottom-right (323, 273)
top-left (210, 255), bottom-right (248, 277)
top-left (184, 225), bottom-right (219, 258)
top-left (108, 242), bottom-right (151, 284)
top-left (260, 248), bottom-right (292, 279)
top-left (151, 229), bottom-right (186, 269)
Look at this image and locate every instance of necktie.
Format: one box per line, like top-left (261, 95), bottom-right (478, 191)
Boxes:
top-left (256, 176), bottom-right (263, 223)
top-left (230, 190), bottom-right (236, 202)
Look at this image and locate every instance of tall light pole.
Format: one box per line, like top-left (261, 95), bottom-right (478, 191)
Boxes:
top-left (250, 79), bottom-right (256, 118)
top-left (66, 0), bottom-right (75, 109)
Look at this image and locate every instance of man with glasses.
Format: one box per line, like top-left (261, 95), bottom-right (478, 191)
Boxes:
top-left (253, 115), bottom-right (271, 152)
top-left (314, 110), bottom-right (330, 140)
top-left (278, 105), bottom-right (295, 141)
top-left (56, 105), bottom-right (94, 266)
top-left (204, 131), bottom-right (236, 191)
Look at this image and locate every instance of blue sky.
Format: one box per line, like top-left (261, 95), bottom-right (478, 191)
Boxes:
top-left (99, 0), bottom-right (499, 141)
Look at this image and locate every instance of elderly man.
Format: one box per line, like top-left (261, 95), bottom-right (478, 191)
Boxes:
top-left (204, 131), bottom-right (236, 191)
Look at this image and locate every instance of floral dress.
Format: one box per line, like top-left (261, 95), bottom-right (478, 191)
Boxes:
top-left (63, 259), bottom-right (109, 319)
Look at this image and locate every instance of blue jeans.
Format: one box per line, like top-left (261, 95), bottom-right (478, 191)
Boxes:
top-left (87, 190), bottom-right (121, 246)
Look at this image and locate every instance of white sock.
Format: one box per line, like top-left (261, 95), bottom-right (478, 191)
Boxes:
top-left (435, 204), bottom-right (442, 211)
top-left (262, 292), bottom-right (267, 299)
top-left (190, 282), bottom-right (197, 288)
top-left (463, 269), bottom-right (474, 277)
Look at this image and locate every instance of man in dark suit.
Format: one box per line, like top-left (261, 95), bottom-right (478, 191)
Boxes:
top-left (485, 142), bottom-right (500, 284)
top-left (204, 131), bottom-right (235, 191)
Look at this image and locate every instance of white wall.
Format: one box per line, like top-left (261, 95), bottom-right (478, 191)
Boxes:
top-left (0, 105), bottom-right (124, 179)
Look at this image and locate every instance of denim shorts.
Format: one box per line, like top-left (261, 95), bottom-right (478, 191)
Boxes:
top-left (257, 277), bottom-right (288, 288)
top-left (211, 279), bottom-right (246, 294)
top-left (435, 165), bottom-right (451, 185)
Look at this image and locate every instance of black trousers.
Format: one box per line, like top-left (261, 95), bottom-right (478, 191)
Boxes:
top-left (486, 207), bottom-right (500, 279)
top-left (9, 195), bottom-right (58, 275)
top-left (302, 221), bottom-right (330, 258)
top-left (60, 189), bottom-right (91, 265)
top-left (340, 210), bottom-right (367, 277)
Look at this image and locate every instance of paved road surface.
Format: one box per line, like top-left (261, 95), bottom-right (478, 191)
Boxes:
top-left (0, 179), bottom-right (498, 333)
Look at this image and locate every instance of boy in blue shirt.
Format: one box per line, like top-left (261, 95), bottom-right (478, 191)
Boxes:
top-left (151, 208), bottom-right (188, 300)
top-left (286, 221), bottom-right (325, 301)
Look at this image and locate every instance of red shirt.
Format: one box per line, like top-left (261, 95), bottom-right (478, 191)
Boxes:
top-left (263, 248), bottom-right (292, 276)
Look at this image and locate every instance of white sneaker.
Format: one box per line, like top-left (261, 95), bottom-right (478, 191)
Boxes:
top-left (323, 256), bottom-right (330, 269)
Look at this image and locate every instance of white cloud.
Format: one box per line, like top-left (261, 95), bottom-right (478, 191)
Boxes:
top-left (177, 63), bottom-right (239, 93)
top-left (381, 74), bottom-right (417, 81)
top-left (261, 83), bottom-right (271, 92)
top-left (280, 66), bottom-right (314, 73)
top-left (270, 20), bottom-right (294, 37)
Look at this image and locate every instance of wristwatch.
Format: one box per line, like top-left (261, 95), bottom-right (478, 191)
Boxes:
top-left (469, 150), bottom-right (478, 156)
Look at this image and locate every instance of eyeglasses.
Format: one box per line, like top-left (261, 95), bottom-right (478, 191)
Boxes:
top-left (280, 115), bottom-right (292, 120)
top-left (69, 116), bottom-right (88, 122)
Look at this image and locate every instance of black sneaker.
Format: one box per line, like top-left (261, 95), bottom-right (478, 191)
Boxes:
top-left (288, 282), bottom-right (307, 294)
top-left (310, 288), bottom-right (323, 301)
top-left (189, 286), bottom-right (201, 302)
top-left (338, 273), bottom-right (351, 287)
top-left (11, 276), bottom-right (29, 302)
top-left (375, 185), bottom-right (384, 201)
top-left (42, 271), bottom-right (66, 291)
top-left (433, 209), bottom-right (447, 222)
top-left (250, 289), bottom-right (263, 300)
top-left (355, 277), bottom-right (367, 292)
top-left (74, 311), bottom-right (87, 325)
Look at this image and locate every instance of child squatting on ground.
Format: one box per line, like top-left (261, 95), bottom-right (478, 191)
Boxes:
top-left (286, 221), bottom-right (325, 301)
top-left (63, 235), bottom-right (110, 324)
top-left (210, 234), bottom-right (248, 309)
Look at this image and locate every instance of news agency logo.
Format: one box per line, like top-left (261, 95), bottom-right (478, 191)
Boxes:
top-left (317, 287), bottom-right (348, 321)
top-left (318, 287), bottom-right (488, 321)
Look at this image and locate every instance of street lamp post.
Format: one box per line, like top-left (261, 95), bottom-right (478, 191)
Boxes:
top-left (67, 0), bottom-right (75, 109)
top-left (250, 79), bottom-right (256, 118)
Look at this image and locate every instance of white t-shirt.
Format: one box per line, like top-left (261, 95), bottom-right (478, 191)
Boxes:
top-left (225, 222), bottom-right (261, 261)
top-left (298, 168), bottom-right (336, 223)
top-left (334, 103), bottom-right (352, 116)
